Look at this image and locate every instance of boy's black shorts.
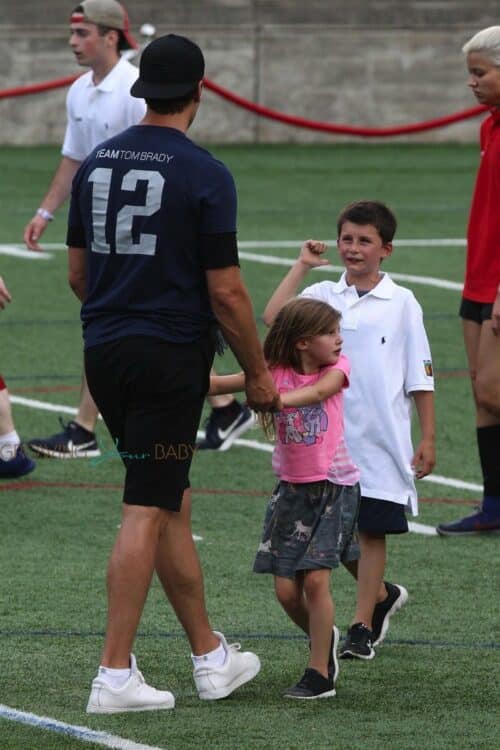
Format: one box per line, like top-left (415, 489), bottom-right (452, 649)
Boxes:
top-left (459, 297), bottom-right (493, 324)
top-left (357, 496), bottom-right (408, 535)
top-left (85, 335), bottom-right (215, 511)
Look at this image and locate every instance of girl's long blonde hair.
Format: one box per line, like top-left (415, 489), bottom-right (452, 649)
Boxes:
top-left (260, 297), bottom-right (341, 438)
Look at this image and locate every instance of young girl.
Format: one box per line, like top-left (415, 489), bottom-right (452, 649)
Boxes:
top-left (210, 298), bottom-right (360, 700)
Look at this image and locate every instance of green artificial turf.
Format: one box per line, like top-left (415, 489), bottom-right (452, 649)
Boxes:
top-left (0, 143), bottom-right (498, 750)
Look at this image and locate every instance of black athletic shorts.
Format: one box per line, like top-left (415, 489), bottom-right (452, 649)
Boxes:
top-left (459, 297), bottom-right (493, 324)
top-left (357, 496), bottom-right (409, 535)
top-left (85, 335), bottom-right (215, 511)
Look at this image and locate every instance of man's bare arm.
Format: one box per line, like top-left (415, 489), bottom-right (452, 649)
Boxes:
top-left (206, 265), bottom-right (280, 412)
top-left (24, 156), bottom-right (81, 251)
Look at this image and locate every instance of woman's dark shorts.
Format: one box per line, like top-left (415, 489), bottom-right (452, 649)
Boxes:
top-left (85, 335), bottom-right (214, 511)
top-left (253, 480), bottom-right (360, 579)
top-left (460, 297), bottom-right (493, 324)
top-left (357, 496), bottom-right (408, 535)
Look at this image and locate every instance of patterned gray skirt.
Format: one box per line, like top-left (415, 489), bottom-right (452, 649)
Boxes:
top-left (253, 480), bottom-right (360, 579)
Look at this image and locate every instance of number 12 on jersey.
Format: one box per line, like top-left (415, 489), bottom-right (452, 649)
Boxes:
top-left (88, 167), bottom-right (165, 256)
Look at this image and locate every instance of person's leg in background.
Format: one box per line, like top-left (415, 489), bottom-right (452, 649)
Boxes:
top-left (28, 368), bottom-right (101, 459)
top-left (196, 367), bottom-right (255, 451)
top-left (437, 311), bottom-right (500, 535)
top-left (0, 375), bottom-right (35, 478)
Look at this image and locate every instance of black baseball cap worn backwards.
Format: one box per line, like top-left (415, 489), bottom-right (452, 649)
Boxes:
top-left (131, 34), bottom-right (205, 100)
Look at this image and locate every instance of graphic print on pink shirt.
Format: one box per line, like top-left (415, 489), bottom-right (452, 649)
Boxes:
top-left (277, 404), bottom-right (328, 446)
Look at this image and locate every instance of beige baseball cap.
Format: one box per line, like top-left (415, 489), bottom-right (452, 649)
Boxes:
top-left (70, 0), bottom-right (138, 49)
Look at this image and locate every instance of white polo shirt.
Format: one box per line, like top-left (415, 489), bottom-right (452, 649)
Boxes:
top-left (302, 272), bottom-right (434, 515)
top-left (62, 57), bottom-right (146, 161)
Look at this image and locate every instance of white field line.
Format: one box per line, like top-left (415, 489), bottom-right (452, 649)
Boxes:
top-left (238, 252), bottom-right (463, 291)
top-left (0, 242), bottom-right (462, 291)
top-left (7, 240), bottom-right (466, 251)
top-left (235, 436), bottom-right (480, 494)
top-left (0, 245), bottom-right (52, 259)
top-left (240, 239), bottom-right (467, 248)
top-left (408, 521), bottom-right (438, 536)
top-left (11, 395), bottom-right (80, 416)
top-left (423, 474), bottom-right (481, 493)
top-left (0, 704), bottom-right (166, 750)
top-left (12, 395), bottom-right (480, 493)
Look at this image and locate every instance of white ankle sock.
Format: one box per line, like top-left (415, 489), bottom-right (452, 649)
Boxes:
top-left (191, 641), bottom-right (226, 669)
top-left (0, 430), bottom-right (20, 460)
top-left (98, 665), bottom-right (131, 689)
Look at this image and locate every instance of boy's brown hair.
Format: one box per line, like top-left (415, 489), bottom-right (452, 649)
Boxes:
top-left (337, 200), bottom-right (397, 244)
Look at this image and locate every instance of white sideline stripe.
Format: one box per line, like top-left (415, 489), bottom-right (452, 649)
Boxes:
top-left (10, 396), bottom-right (79, 416)
top-left (238, 252), bottom-right (463, 291)
top-left (422, 474), bottom-right (481, 492)
top-left (0, 245), bottom-right (52, 259)
top-left (408, 521), bottom-right (438, 536)
top-left (239, 239), bottom-right (467, 248)
top-left (26, 240), bottom-right (467, 250)
top-left (231, 437), bottom-right (480, 497)
top-left (0, 243), bottom-right (462, 290)
top-left (11, 395), bottom-right (479, 496)
top-left (0, 704), bottom-right (165, 750)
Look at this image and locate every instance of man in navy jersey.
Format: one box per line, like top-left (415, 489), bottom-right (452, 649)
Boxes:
top-left (67, 34), bottom-right (280, 713)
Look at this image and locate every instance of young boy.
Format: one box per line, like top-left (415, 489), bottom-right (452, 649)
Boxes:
top-left (264, 200), bottom-right (436, 659)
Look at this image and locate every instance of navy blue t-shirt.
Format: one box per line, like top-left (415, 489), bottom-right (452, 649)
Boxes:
top-left (67, 125), bottom-right (239, 348)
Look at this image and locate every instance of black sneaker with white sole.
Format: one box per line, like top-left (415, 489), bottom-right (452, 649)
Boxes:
top-left (284, 668), bottom-right (335, 700)
top-left (371, 582), bottom-right (409, 647)
top-left (28, 418), bottom-right (100, 459)
top-left (339, 623), bottom-right (375, 660)
top-left (196, 400), bottom-right (254, 451)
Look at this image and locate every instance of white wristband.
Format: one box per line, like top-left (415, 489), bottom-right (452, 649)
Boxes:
top-left (37, 207), bottom-right (54, 222)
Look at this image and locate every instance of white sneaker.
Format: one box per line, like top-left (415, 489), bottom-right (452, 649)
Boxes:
top-left (86, 654), bottom-right (175, 713)
top-left (193, 631), bottom-right (261, 700)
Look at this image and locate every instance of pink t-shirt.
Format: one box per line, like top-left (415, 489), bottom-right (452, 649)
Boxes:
top-left (271, 355), bottom-right (359, 485)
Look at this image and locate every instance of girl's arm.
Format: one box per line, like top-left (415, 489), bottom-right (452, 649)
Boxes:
top-left (281, 369), bottom-right (345, 408)
top-left (411, 390), bottom-right (436, 479)
top-left (209, 372), bottom-right (245, 396)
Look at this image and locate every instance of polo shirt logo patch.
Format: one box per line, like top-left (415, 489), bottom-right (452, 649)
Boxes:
top-left (424, 360), bottom-right (433, 376)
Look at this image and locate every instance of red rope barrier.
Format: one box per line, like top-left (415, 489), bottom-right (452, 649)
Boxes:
top-left (203, 78), bottom-right (487, 136)
top-left (0, 75), bottom-right (79, 98)
top-left (0, 74), bottom-right (488, 137)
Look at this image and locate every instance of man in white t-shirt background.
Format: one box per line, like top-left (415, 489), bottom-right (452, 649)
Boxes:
top-left (24, 0), bottom-right (146, 459)
top-left (24, 0), bottom-right (252, 459)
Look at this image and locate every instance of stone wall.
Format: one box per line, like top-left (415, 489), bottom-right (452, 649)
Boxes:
top-left (1, 1), bottom-right (497, 144)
